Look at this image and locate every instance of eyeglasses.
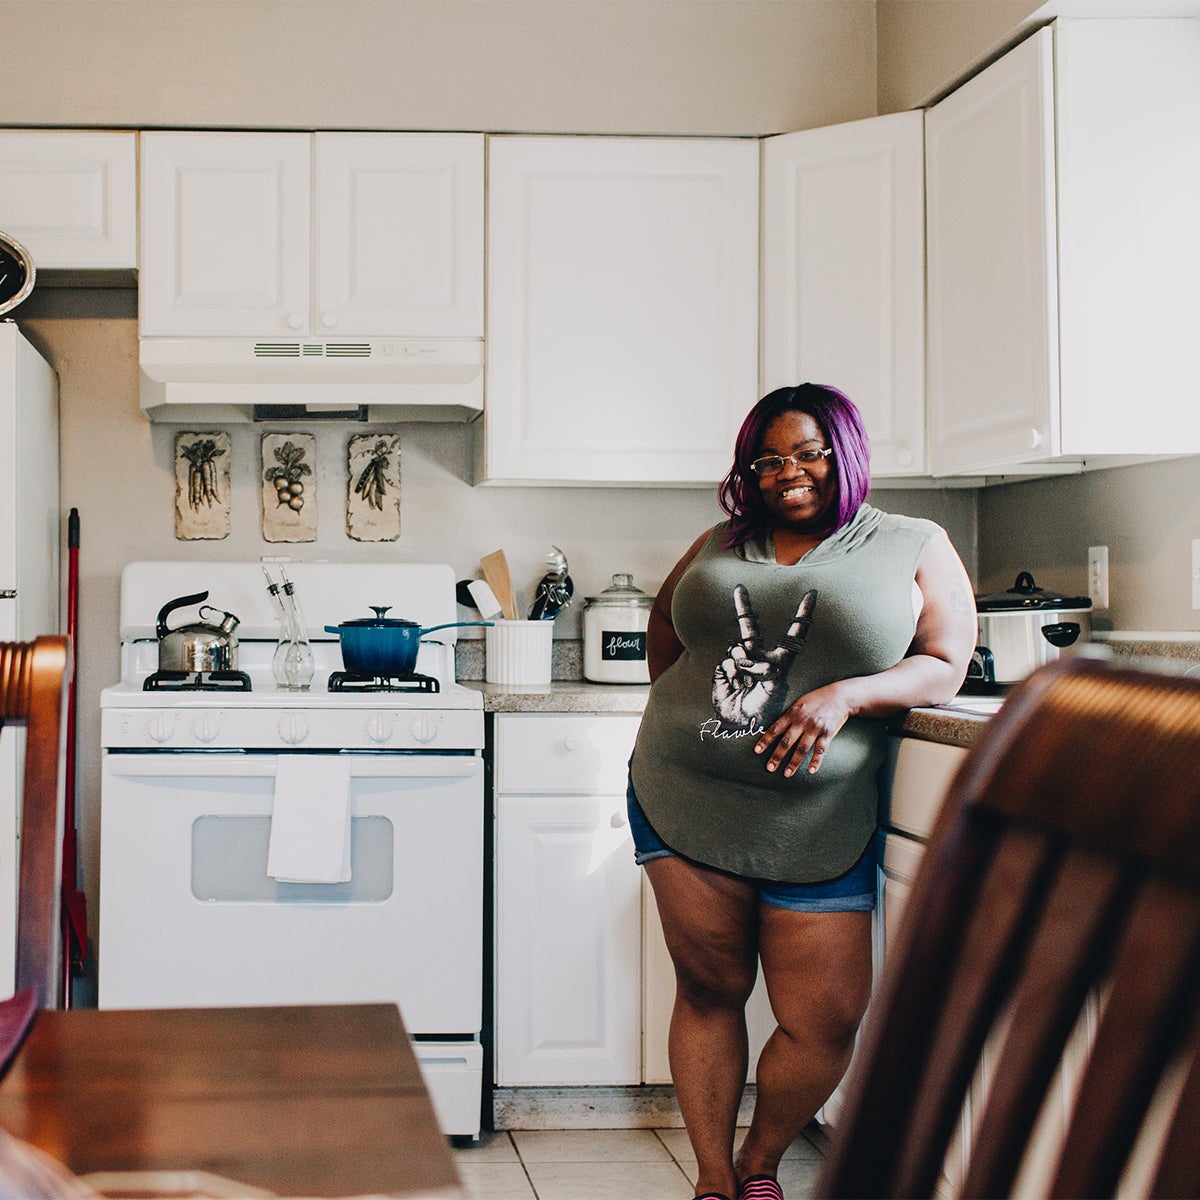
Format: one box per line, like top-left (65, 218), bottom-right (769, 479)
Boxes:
top-left (749, 447), bottom-right (833, 477)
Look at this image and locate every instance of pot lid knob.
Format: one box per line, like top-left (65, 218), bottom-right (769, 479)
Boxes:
top-left (370, 605), bottom-right (392, 620)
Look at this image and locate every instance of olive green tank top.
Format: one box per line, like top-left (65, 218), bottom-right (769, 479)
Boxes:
top-left (630, 504), bottom-right (938, 882)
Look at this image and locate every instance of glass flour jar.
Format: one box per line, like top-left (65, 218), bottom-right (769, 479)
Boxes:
top-left (582, 574), bottom-right (655, 684)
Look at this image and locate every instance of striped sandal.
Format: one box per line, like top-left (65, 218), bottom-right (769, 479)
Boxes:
top-left (694, 1194), bottom-right (733, 1200)
top-left (739, 1176), bottom-right (784, 1200)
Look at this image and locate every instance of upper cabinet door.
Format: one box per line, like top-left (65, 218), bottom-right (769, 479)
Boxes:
top-left (483, 136), bottom-right (758, 486)
top-left (314, 134), bottom-right (483, 338)
top-left (0, 131), bottom-right (137, 271)
top-left (140, 132), bottom-right (311, 337)
top-left (1054, 18), bottom-right (1200, 456)
top-left (925, 28), bottom-right (1058, 476)
top-left (762, 112), bottom-right (926, 477)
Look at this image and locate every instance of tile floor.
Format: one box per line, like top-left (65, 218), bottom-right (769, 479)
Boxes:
top-left (452, 1125), bottom-right (826, 1200)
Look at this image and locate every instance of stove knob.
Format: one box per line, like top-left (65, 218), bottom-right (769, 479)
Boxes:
top-left (278, 713), bottom-right (310, 745)
top-left (193, 711), bottom-right (222, 743)
top-left (365, 712), bottom-right (395, 744)
top-left (410, 714), bottom-right (437, 745)
top-left (146, 713), bottom-right (175, 744)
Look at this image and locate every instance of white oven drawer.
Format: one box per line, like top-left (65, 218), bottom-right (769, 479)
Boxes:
top-left (98, 752), bottom-right (483, 1033)
top-left (496, 713), bottom-right (641, 794)
top-left (416, 1041), bottom-right (483, 1138)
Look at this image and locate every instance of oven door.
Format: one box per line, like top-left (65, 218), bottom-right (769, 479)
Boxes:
top-left (98, 752), bottom-right (483, 1033)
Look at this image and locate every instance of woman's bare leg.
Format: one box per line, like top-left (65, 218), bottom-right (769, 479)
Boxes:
top-left (734, 907), bottom-right (872, 1186)
top-left (645, 856), bottom-right (760, 1199)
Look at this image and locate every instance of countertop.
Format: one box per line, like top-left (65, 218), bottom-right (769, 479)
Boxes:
top-left (466, 679), bottom-right (988, 746)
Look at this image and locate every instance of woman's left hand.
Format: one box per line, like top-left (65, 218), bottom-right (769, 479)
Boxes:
top-left (754, 683), bottom-right (851, 776)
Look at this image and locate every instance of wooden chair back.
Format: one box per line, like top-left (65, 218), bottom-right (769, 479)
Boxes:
top-left (817, 655), bottom-right (1200, 1199)
top-left (0, 637), bottom-right (70, 1009)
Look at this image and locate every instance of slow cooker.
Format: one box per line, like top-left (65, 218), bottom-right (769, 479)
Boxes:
top-left (970, 571), bottom-right (1091, 687)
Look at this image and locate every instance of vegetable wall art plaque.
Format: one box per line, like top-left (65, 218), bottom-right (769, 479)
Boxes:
top-left (261, 433), bottom-right (317, 543)
top-left (347, 433), bottom-right (401, 542)
top-left (175, 432), bottom-right (231, 540)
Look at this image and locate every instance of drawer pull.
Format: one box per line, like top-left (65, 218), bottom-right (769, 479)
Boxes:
top-left (562, 735), bottom-right (577, 751)
top-left (610, 811), bottom-right (627, 829)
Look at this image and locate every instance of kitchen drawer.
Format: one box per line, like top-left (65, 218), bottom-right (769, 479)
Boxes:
top-left (495, 713), bottom-right (640, 794)
top-left (879, 735), bottom-right (966, 839)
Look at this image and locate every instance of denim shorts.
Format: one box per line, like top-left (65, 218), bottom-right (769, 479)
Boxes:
top-left (626, 774), bottom-right (877, 913)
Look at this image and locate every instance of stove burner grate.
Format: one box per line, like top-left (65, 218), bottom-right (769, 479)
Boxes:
top-left (328, 670), bottom-right (441, 694)
top-left (144, 669), bottom-right (253, 692)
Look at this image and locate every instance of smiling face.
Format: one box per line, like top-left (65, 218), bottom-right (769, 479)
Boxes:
top-left (754, 409), bottom-right (838, 534)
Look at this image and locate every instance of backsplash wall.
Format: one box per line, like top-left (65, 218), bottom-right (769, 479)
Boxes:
top-left (978, 458), bottom-right (1200, 635)
top-left (20, 287), bottom-right (979, 942)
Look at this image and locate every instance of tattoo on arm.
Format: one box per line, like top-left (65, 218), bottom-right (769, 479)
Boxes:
top-left (949, 588), bottom-right (975, 616)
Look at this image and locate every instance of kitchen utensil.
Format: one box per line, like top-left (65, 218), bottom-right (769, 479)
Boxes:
top-left (972, 571), bottom-right (1091, 686)
top-left (582, 573), bottom-right (655, 684)
top-left (467, 580), bottom-right (504, 621)
top-left (529, 545), bottom-right (574, 620)
top-left (155, 591), bottom-right (241, 673)
top-left (480, 550), bottom-right (519, 621)
top-left (324, 607), bottom-right (490, 677)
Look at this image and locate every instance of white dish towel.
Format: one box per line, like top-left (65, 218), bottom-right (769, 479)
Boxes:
top-left (267, 755), bottom-right (353, 883)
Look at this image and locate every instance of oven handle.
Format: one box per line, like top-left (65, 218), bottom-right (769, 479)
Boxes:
top-left (105, 755), bottom-right (482, 779)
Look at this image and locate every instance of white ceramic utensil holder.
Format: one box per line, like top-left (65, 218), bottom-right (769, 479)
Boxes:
top-left (485, 620), bottom-right (553, 685)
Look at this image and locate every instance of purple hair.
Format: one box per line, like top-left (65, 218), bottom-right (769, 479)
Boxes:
top-left (718, 383), bottom-right (872, 549)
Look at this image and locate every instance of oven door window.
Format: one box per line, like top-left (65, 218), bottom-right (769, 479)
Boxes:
top-left (192, 815), bottom-right (394, 903)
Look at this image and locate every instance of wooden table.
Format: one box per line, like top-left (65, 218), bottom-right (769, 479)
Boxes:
top-left (0, 1002), bottom-right (463, 1198)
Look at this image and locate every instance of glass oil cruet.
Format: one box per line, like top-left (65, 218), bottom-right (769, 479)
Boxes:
top-left (263, 565), bottom-right (315, 690)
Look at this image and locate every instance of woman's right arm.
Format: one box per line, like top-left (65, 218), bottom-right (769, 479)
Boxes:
top-left (647, 529), bottom-right (712, 682)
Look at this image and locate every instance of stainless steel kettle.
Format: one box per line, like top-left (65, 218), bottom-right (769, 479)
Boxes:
top-left (156, 591), bottom-right (241, 672)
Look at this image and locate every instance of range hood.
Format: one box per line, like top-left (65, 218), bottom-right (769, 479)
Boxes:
top-left (139, 337), bottom-right (484, 423)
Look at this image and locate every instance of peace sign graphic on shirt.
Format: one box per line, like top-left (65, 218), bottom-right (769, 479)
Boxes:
top-left (711, 584), bottom-right (819, 728)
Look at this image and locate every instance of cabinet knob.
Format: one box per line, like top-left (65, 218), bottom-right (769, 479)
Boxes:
top-left (1028, 427), bottom-right (1043, 449)
top-left (287, 313), bottom-right (304, 330)
top-left (610, 811), bottom-right (627, 829)
top-left (562, 735), bottom-right (577, 751)
top-left (896, 447), bottom-right (914, 467)
top-left (321, 313), bottom-right (337, 329)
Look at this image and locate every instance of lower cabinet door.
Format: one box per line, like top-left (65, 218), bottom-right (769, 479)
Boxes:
top-left (495, 791), bottom-right (642, 1085)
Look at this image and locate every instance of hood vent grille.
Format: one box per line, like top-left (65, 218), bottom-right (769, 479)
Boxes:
top-left (140, 336), bottom-right (484, 423)
top-left (253, 342), bottom-right (373, 359)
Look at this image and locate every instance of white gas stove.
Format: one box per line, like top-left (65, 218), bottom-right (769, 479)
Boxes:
top-left (99, 561), bottom-right (486, 1139)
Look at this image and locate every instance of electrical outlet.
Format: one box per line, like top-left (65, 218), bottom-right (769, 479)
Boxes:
top-left (1088, 546), bottom-right (1109, 609)
top-left (1192, 539), bottom-right (1200, 610)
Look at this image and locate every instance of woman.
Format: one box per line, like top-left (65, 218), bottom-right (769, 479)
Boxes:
top-left (629, 384), bottom-right (976, 1200)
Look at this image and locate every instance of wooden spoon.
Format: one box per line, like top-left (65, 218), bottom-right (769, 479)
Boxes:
top-left (480, 550), bottom-right (519, 620)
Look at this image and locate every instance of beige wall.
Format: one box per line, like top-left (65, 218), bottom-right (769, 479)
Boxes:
top-left (3, 0), bottom-right (876, 135)
top-left (875, 0), bottom-right (1046, 111)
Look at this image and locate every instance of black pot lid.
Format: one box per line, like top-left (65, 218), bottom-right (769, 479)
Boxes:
top-left (975, 571), bottom-right (1091, 612)
top-left (336, 605), bottom-right (418, 628)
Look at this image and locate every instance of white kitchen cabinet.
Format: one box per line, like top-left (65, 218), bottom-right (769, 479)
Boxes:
top-left (762, 113), bottom-right (926, 478)
top-left (926, 20), bottom-right (1200, 476)
top-left (481, 136), bottom-right (759, 486)
top-left (139, 131), bottom-right (483, 338)
top-left (494, 713), bottom-right (643, 1085)
top-left (0, 131), bottom-right (136, 272)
